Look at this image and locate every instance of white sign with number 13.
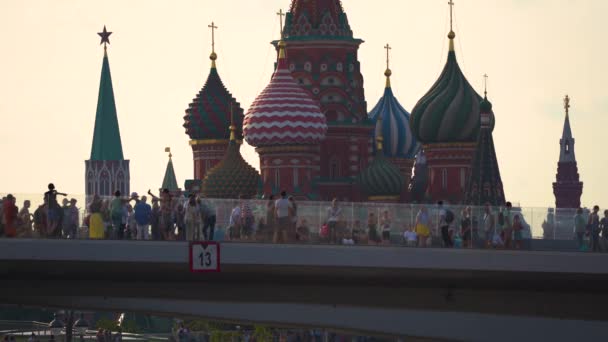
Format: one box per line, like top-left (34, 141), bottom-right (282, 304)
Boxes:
top-left (189, 242), bottom-right (220, 272)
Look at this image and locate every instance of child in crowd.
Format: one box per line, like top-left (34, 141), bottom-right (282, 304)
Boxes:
top-left (368, 212), bottom-right (380, 245)
top-left (381, 210), bottom-right (391, 245)
top-left (296, 218), bottom-right (310, 242)
top-left (351, 219), bottom-right (364, 244)
top-left (403, 226), bottom-right (418, 247)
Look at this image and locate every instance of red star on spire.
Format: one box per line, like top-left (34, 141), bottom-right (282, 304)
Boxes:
top-left (97, 26), bottom-right (112, 47)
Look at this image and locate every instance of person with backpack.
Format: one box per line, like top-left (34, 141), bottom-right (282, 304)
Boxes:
top-left (482, 203), bottom-right (496, 248)
top-left (589, 205), bottom-right (601, 253)
top-left (574, 208), bottom-right (587, 251)
top-left (501, 202), bottom-right (513, 249)
top-left (437, 201), bottom-right (453, 248)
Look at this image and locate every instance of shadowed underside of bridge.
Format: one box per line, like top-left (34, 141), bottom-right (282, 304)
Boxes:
top-left (2, 239), bottom-right (608, 341)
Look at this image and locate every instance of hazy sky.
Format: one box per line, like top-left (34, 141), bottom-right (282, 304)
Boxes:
top-left (0, 0), bottom-right (606, 208)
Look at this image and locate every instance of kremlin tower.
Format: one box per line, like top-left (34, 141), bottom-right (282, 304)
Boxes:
top-left (85, 26), bottom-right (130, 202)
top-left (553, 95), bottom-right (583, 209)
top-left (280, 0), bottom-right (373, 201)
top-left (202, 105), bottom-right (261, 199)
top-left (368, 45), bottom-right (420, 199)
top-left (409, 3), bottom-right (492, 203)
top-left (160, 148), bottom-right (180, 194)
top-left (243, 34), bottom-right (328, 198)
top-left (183, 22), bottom-right (245, 181)
top-left (464, 83), bottom-right (506, 206)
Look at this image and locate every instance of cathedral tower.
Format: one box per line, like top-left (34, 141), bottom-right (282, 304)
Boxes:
top-left (184, 22), bottom-right (245, 181)
top-left (553, 95), bottom-right (583, 208)
top-left (279, 1), bottom-right (372, 200)
top-left (244, 33), bottom-right (327, 198)
top-left (85, 27), bottom-right (130, 202)
top-left (368, 45), bottom-right (419, 200)
top-left (464, 83), bottom-right (506, 206)
top-left (410, 3), bottom-right (490, 203)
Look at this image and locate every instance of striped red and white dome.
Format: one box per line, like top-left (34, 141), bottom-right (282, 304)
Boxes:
top-left (243, 48), bottom-right (327, 147)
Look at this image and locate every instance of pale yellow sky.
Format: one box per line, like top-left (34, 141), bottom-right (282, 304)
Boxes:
top-left (0, 0), bottom-right (606, 208)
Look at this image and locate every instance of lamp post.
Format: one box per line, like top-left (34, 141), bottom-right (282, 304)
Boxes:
top-left (49, 313), bottom-right (65, 340)
top-left (73, 313), bottom-right (89, 342)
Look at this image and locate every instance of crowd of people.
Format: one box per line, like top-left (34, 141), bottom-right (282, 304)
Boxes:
top-left (0, 184), bottom-right (80, 239)
top-left (2, 185), bottom-right (608, 253)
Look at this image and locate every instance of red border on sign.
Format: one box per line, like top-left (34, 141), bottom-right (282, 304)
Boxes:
top-left (189, 242), bottom-right (221, 273)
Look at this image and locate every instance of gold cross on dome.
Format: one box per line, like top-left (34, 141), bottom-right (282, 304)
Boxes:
top-left (448, 0), bottom-right (455, 32)
top-left (277, 9), bottom-right (286, 38)
top-left (483, 74), bottom-right (488, 96)
top-left (208, 21), bottom-right (218, 53)
top-left (384, 43), bottom-right (391, 70)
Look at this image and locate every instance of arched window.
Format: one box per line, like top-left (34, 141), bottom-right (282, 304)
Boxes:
top-left (274, 169), bottom-right (281, 190)
top-left (87, 171), bottom-right (95, 195)
top-left (329, 157), bottom-right (340, 179)
top-left (460, 168), bottom-right (466, 189)
top-left (441, 169), bottom-right (448, 190)
top-left (100, 172), bottom-right (110, 197)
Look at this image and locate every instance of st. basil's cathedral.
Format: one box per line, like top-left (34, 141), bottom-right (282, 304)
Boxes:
top-left (85, 0), bottom-right (584, 209)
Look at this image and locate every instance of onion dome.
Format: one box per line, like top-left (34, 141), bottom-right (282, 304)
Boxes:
top-left (368, 57), bottom-right (420, 159)
top-left (202, 110), bottom-right (261, 199)
top-left (410, 26), bottom-right (494, 143)
top-left (357, 117), bottom-right (404, 200)
top-left (183, 51), bottom-right (244, 141)
top-left (243, 41), bottom-right (327, 147)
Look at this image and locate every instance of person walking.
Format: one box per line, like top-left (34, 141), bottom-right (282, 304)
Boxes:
top-left (326, 199), bottom-right (341, 244)
top-left (62, 199), bottom-right (79, 239)
top-left (460, 207), bottom-right (473, 248)
top-left (2, 194), bottom-right (18, 238)
top-left (265, 195), bottom-right (276, 242)
top-left (133, 195), bottom-right (152, 240)
top-left (240, 197), bottom-right (255, 240)
top-left (574, 208), bottom-right (587, 251)
top-left (148, 189), bottom-right (174, 240)
top-left (589, 205), bottom-right (601, 253)
top-left (367, 212), bottom-right (380, 245)
top-left (17, 200), bottom-right (33, 238)
top-left (437, 201), bottom-right (453, 248)
top-left (482, 203), bottom-right (496, 248)
top-left (512, 214), bottom-right (524, 249)
top-left (110, 191), bottom-right (129, 240)
top-left (88, 195), bottom-right (105, 239)
top-left (184, 195), bottom-right (202, 241)
top-left (289, 196), bottom-right (298, 242)
top-left (274, 191), bottom-right (292, 243)
top-left (44, 183), bottom-right (67, 237)
top-left (228, 201), bottom-right (242, 241)
top-left (600, 210), bottom-right (608, 252)
top-left (415, 206), bottom-right (431, 248)
top-left (150, 198), bottom-right (161, 240)
top-left (199, 198), bottom-right (217, 241)
top-left (501, 202), bottom-right (514, 249)
top-left (380, 210), bottom-right (392, 245)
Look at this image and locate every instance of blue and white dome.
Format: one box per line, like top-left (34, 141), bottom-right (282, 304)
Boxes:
top-left (368, 73), bottom-right (420, 159)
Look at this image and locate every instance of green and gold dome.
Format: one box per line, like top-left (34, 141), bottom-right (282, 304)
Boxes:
top-left (201, 115), bottom-right (261, 199)
top-left (357, 118), bottom-right (404, 201)
top-left (410, 29), bottom-right (494, 143)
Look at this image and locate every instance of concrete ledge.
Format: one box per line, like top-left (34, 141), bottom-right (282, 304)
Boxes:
top-left (1, 238), bottom-right (607, 274)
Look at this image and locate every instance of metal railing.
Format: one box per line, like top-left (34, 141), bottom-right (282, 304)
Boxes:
top-left (0, 193), bottom-right (601, 253)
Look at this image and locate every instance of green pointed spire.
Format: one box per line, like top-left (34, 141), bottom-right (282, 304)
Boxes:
top-left (162, 149), bottom-right (179, 191)
top-left (90, 48), bottom-right (124, 160)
